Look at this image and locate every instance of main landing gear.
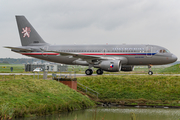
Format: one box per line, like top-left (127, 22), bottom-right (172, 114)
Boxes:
top-left (85, 68), bottom-right (104, 75)
top-left (85, 69), bottom-right (93, 75)
top-left (96, 69), bottom-right (103, 75)
top-left (148, 65), bottom-right (153, 75)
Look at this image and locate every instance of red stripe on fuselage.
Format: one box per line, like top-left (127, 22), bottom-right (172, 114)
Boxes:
top-left (21, 53), bottom-right (59, 55)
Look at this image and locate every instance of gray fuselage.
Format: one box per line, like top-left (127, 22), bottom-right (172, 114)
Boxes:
top-left (16, 44), bottom-right (177, 66)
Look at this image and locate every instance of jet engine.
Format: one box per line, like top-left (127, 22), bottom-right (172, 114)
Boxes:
top-left (94, 60), bottom-right (121, 72)
top-left (121, 65), bottom-right (134, 71)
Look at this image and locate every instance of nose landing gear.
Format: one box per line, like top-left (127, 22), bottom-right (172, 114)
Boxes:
top-left (148, 65), bottom-right (153, 75)
top-left (148, 71), bottom-right (153, 75)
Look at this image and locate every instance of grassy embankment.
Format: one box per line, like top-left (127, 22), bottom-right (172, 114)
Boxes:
top-left (78, 75), bottom-right (180, 106)
top-left (0, 75), bottom-right (94, 119)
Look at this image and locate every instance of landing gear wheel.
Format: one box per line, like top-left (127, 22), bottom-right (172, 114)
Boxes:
top-left (148, 71), bottom-right (153, 75)
top-left (85, 69), bottom-right (93, 75)
top-left (148, 65), bottom-right (153, 75)
top-left (96, 69), bottom-right (103, 75)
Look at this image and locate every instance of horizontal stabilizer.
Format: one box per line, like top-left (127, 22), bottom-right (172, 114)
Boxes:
top-left (4, 46), bottom-right (32, 52)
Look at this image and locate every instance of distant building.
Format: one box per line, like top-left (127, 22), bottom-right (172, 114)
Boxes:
top-left (25, 64), bottom-right (68, 72)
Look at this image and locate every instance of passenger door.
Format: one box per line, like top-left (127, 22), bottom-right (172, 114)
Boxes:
top-left (146, 45), bottom-right (153, 57)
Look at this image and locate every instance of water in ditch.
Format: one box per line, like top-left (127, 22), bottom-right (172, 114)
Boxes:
top-left (16, 107), bottom-right (180, 120)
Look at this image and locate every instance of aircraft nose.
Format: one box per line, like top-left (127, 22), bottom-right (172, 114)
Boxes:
top-left (171, 54), bottom-right (177, 62)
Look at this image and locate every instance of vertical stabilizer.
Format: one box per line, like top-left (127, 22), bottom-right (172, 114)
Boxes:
top-left (16, 16), bottom-right (47, 46)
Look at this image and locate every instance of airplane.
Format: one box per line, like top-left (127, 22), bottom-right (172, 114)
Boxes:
top-left (5, 16), bottom-right (177, 75)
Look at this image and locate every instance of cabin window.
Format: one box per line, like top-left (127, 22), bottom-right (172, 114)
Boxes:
top-left (127, 48), bottom-right (129, 52)
top-left (142, 48), bottom-right (144, 52)
top-left (129, 48), bottom-right (132, 52)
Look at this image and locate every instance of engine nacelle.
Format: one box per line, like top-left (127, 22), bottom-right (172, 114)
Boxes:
top-left (121, 65), bottom-right (134, 71)
top-left (94, 60), bottom-right (121, 72)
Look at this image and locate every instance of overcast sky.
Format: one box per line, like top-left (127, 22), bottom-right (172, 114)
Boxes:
top-left (1, 0), bottom-right (180, 60)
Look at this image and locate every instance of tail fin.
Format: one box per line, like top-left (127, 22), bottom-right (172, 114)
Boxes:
top-left (16, 16), bottom-right (47, 46)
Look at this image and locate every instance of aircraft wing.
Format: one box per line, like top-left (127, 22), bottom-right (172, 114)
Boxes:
top-left (45, 50), bottom-right (115, 61)
top-left (4, 46), bottom-right (32, 52)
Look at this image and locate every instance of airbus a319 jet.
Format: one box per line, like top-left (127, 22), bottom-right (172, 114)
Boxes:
top-left (5, 16), bottom-right (177, 75)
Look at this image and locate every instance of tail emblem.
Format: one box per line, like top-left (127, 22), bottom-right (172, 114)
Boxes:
top-left (22, 27), bottom-right (31, 38)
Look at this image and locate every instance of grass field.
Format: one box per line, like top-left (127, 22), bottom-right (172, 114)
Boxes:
top-left (78, 75), bottom-right (180, 106)
top-left (158, 64), bottom-right (180, 74)
top-left (1, 63), bottom-right (180, 74)
top-left (0, 75), bottom-right (94, 119)
top-left (0, 63), bottom-right (24, 73)
top-left (66, 64), bottom-right (180, 74)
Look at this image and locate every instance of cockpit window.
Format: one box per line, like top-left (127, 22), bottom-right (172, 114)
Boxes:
top-left (159, 49), bottom-right (170, 53)
top-left (166, 49), bottom-right (170, 53)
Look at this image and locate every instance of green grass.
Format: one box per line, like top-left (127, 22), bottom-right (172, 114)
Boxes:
top-left (0, 64), bottom-right (24, 73)
top-left (77, 75), bottom-right (180, 106)
top-left (70, 64), bottom-right (180, 74)
top-left (0, 76), bottom-right (94, 119)
top-left (0, 63), bottom-right (179, 74)
top-left (159, 64), bottom-right (180, 74)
